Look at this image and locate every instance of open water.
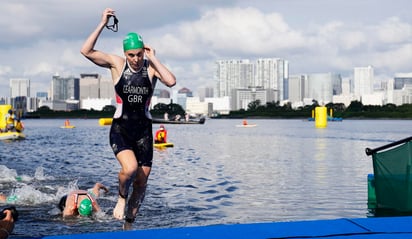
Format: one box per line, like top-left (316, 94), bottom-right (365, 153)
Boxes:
top-left (0, 118), bottom-right (411, 238)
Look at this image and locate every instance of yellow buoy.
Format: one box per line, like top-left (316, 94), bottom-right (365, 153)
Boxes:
top-left (99, 118), bottom-right (113, 126)
top-left (315, 106), bottom-right (327, 128)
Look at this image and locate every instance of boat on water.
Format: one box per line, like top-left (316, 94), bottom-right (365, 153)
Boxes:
top-left (0, 131), bottom-right (25, 140)
top-left (154, 142), bottom-right (174, 148)
top-left (236, 124), bottom-right (257, 128)
top-left (236, 119), bottom-right (257, 127)
top-left (153, 117), bottom-right (206, 125)
top-left (99, 117), bottom-right (205, 125)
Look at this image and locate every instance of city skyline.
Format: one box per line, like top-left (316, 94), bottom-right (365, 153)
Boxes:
top-left (4, 60), bottom-right (404, 100)
top-left (0, 1), bottom-right (411, 97)
top-left (6, 66), bottom-right (412, 116)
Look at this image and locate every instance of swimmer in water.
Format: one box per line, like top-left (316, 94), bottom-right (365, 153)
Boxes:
top-left (58, 182), bottom-right (109, 218)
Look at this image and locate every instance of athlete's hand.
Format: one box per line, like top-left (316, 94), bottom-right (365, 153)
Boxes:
top-left (144, 44), bottom-right (156, 60)
top-left (101, 8), bottom-right (116, 25)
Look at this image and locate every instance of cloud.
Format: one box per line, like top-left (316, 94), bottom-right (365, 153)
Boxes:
top-left (154, 7), bottom-right (305, 59)
top-left (0, 3), bottom-right (43, 42)
top-left (0, 66), bottom-right (12, 76)
top-left (0, 1), bottom-right (411, 97)
top-left (376, 17), bottom-right (412, 44)
top-left (371, 43), bottom-right (412, 71)
top-left (150, 5), bottom-right (412, 92)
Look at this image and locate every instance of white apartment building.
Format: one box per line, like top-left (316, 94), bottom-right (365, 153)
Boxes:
top-left (215, 58), bottom-right (288, 110)
top-left (9, 78), bottom-right (34, 114)
top-left (232, 87), bottom-right (277, 110)
top-left (215, 59), bottom-right (254, 97)
top-left (79, 74), bottom-right (114, 100)
top-left (255, 58), bottom-right (288, 100)
top-left (81, 98), bottom-right (115, 111)
top-left (204, 96), bottom-right (231, 115)
top-left (288, 75), bottom-right (305, 103)
top-left (387, 74), bottom-right (412, 105)
top-left (305, 73), bottom-right (342, 105)
top-left (10, 78), bottom-right (30, 98)
top-left (79, 74), bottom-right (115, 110)
top-left (185, 97), bottom-right (212, 116)
top-left (354, 66), bottom-right (374, 98)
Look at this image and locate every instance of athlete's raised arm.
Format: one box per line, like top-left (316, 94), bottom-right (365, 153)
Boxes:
top-left (80, 8), bottom-right (122, 70)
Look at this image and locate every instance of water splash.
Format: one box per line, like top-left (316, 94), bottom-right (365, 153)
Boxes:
top-left (0, 165), bottom-right (18, 182)
top-left (34, 166), bottom-right (55, 181)
top-left (7, 184), bottom-right (56, 205)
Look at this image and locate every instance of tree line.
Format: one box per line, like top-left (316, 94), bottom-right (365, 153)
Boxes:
top-left (26, 101), bottom-right (412, 119)
top-left (225, 100), bottom-right (412, 119)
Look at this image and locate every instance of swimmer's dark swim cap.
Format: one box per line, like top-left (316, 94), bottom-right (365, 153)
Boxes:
top-left (123, 32), bottom-right (144, 51)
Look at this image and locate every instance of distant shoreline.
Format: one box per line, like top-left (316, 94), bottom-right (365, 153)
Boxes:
top-left (23, 107), bottom-right (412, 120)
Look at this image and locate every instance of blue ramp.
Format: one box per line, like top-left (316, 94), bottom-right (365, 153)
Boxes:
top-left (32, 216), bottom-right (412, 239)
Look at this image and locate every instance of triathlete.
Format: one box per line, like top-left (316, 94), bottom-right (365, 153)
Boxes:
top-left (80, 8), bottom-right (176, 229)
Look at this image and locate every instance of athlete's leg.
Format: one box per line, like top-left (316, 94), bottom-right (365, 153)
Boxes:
top-left (113, 150), bottom-right (138, 220)
top-left (123, 166), bottom-right (151, 229)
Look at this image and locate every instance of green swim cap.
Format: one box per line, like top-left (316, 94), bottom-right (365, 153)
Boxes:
top-left (123, 32), bottom-right (144, 51)
top-left (78, 198), bottom-right (92, 216)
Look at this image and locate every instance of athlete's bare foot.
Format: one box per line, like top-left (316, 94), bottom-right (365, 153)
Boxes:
top-left (113, 196), bottom-right (126, 220)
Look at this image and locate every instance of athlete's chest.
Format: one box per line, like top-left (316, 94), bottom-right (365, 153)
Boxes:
top-left (117, 67), bottom-right (153, 105)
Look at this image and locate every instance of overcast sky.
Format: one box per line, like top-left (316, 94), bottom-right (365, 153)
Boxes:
top-left (0, 0), bottom-right (411, 97)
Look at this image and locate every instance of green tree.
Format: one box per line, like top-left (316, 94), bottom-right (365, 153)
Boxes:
top-left (346, 100), bottom-right (363, 112)
top-left (247, 100), bottom-right (261, 111)
top-left (151, 103), bottom-right (185, 118)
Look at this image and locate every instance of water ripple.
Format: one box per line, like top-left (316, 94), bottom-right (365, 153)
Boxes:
top-left (0, 119), bottom-right (411, 237)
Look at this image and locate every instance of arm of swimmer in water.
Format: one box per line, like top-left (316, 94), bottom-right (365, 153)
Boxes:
top-left (92, 183), bottom-right (109, 198)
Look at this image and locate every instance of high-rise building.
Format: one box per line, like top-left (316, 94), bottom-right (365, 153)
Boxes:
top-left (36, 92), bottom-right (48, 100)
top-left (51, 74), bottom-right (79, 101)
top-left (305, 73), bottom-right (342, 105)
top-left (10, 78), bottom-right (30, 98)
top-left (198, 86), bottom-right (214, 101)
top-left (255, 58), bottom-right (288, 101)
top-left (9, 78), bottom-right (31, 116)
top-left (354, 66), bottom-right (374, 97)
top-left (79, 74), bottom-right (114, 99)
top-left (387, 73), bottom-right (412, 105)
top-left (215, 58), bottom-right (288, 108)
top-left (80, 73), bottom-right (100, 99)
top-left (215, 59), bottom-right (254, 97)
top-left (288, 75), bottom-right (305, 103)
top-left (393, 73), bottom-right (412, 90)
top-left (215, 58), bottom-right (288, 103)
top-left (232, 87), bottom-right (276, 110)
